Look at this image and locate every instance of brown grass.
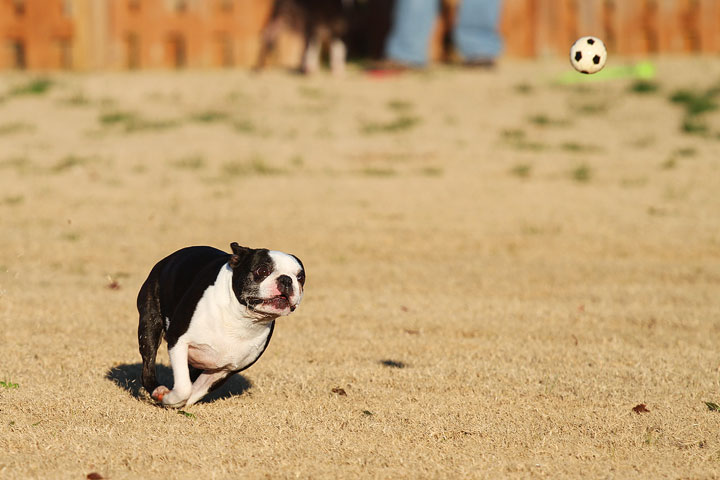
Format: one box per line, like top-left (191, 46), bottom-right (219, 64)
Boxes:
top-left (1, 60), bottom-right (720, 479)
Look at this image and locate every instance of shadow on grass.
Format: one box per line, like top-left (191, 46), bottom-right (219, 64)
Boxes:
top-left (105, 363), bottom-right (253, 405)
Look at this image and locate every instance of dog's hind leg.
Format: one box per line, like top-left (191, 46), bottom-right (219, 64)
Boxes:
top-left (184, 370), bottom-right (232, 407)
top-left (137, 276), bottom-right (164, 395)
top-left (330, 38), bottom-right (346, 76)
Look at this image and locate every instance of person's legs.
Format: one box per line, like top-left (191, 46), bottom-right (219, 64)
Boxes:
top-left (453, 0), bottom-right (503, 61)
top-left (384, 0), bottom-right (439, 67)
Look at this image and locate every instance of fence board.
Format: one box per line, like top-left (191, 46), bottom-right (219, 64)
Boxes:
top-left (699, 0), bottom-right (720, 51)
top-left (499, 0), bottom-right (536, 57)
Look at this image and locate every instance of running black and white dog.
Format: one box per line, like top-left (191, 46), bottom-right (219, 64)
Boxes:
top-left (137, 243), bottom-right (305, 408)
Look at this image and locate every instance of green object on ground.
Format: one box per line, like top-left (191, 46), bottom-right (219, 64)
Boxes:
top-left (557, 60), bottom-right (656, 84)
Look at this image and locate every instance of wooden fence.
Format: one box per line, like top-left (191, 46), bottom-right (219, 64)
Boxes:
top-left (496, 0), bottom-right (720, 57)
top-left (0, 0), bottom-right (718, 71)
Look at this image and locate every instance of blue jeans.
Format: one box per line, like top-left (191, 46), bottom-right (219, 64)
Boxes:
top-left (385, 0), bottom-right (503, 66)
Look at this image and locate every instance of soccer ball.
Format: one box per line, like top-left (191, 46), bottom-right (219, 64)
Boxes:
top-left (570, 36), bottom-right (607, 74)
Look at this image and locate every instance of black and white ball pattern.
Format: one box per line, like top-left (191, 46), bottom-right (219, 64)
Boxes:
top-left (570, 36), bottom-right (607, 74)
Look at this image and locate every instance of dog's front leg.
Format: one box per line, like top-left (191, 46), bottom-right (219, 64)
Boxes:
top-left (152, 340), bottom-right (192, 408)
top-left (302, 35), bottom-right (321, 74)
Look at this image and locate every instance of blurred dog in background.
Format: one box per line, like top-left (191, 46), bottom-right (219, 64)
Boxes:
top-left (255, 0), bottom-right (354, 75)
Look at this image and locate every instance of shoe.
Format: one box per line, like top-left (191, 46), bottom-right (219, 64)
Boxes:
top-left (463, 57), bottom-right (496, 69)
top-left (365, 59), bottom-right (418, 77)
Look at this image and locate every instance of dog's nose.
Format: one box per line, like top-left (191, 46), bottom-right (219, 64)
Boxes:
top-left (277, 275), bottom-right (293, 296)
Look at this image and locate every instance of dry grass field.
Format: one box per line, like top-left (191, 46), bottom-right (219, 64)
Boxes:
top-left (1, 58), bottom-right (720, 479)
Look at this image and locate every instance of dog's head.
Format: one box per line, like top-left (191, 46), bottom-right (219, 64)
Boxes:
top-left (228, 242), bottom-right (305, 318)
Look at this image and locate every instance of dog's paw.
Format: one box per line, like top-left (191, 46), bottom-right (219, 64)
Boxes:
top-left (151, 386), bottom-right (188, 408)
top-left (151, 385), bottom-right (171, 403)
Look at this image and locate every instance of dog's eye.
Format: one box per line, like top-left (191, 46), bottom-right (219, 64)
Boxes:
top-left (297, 271), bottom-right (305, 286)
top-left (254, 265), bottom-right (271, 280)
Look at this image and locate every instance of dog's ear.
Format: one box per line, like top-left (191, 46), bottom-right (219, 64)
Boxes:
top-left (229, 242), bottom-right (251, 269)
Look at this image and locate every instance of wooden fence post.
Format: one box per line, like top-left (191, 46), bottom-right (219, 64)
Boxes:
top-left (499, 0), bottom-right (536, 57)
top-left (698, 0), bottom-right (720, 52)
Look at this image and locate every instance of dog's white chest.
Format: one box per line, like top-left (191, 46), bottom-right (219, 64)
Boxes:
top-left (182, 267), bottom-right (273, 371)
top-left (186, 329), bottom-right (271, 371)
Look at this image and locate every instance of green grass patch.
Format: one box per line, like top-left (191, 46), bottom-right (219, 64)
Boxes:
top-left (528, 114), bottom-right (569, 127)
top-left (51, 155), bottom-right (91, 173)
top-left (512, 140), bottom-right (548, 152)
top-left (61, 232), bottom-right (80, 242)
top-left (248, 156), bottom-right (284, 175)
top-left (501, 129), bottom-right (526, 141)
top-left (289, 155), bottom-right (304, 168)
top-left (100, 111), bottom-right (137, 126)
top-left (620, 177), bottom-right (648, 188)
top-left (2, 195), bottom-right (24, 205)
top-left (560, 142), bottom-right (599, 153)
top-left (225, 91), bottom-right (246, 102)
top-left (628, 80), bottom-right (660, 94)
top-left (573, 102), bottom-right (608, 115)
top-left (670, 88), bottom-right (718, 116)
top-left (60, 93), bottom-right (92, 106)
top-left (661, 146), bottom-right (697, 170)
top-left (571, 164), bottom-right (592, 183)
top-left (387, 99), bottom-right (413, 112)
top-left (419, 166), bottom-right (443, 177)
top-left (222, 161), bottom-right (247, 177)
top-left (661, 157), bottom-right (677, 170)
top-left (514, 83), bottom-right (533, 94)
top-left (298, 86), bottom-right (323, 99)
top-left (99, 111), bottom-right (179, 132)
top-left (0, 122), bottom-right (34, 135)
top-left (178, 410), bottom-right (196, 418)
top-left (361, 115), bottom-right (421, 134)
top-left (681, 116), bottom-right (708, 135)
top-left (510, 163), bottom-right (532, 178)
top-left (0, 156), bottom-right (31, 172)
top-left (189, 111), bottom-right (228, 123)
top-left (221, 156), bottom-right (285, 178)
top-left (500, 128), bottom-right (548, 151)
top-left (233, 119), bottom-right (256, 134)
top-left (172, 155), bottom-right (205, 170)
top-left (628, 136), bottom-right (656, 149)
top-left (361, 167), bottom-right (397, 177)
top-left (10, 78), bottom-right (53, 96)
top-left (674, 146), bottom-right (697, 157)
top-left (0, 380), bottom-right (19, 389)
top-left (124, 118), bottom-right (179, 133)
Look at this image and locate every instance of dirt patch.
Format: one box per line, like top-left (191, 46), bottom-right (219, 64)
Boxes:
top-left (1, 59), bottom-right (720, 478)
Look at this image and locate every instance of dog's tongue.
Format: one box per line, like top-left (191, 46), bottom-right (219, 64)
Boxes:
top-left (271, 296), bottom-right (289, 309)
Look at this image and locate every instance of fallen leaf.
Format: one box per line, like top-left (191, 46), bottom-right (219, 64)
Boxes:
top-left (400, 305), bottom-right (409, 312)
top-left (86, 473), bottom-right (105, 480)
top-left (404, 329), bottom-right (419, 335)
top-left (633, 403), bottom-right (650, 414)
top-left (331, 387), bottom-right (346, 396)
top-left (105, 275), bottom-right (120, 290)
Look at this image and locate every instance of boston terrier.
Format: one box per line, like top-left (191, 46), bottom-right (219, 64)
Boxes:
top-left (255, 0), bottom-right (352, 75)
top-left (136, 242), bottom-right (305, 408)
